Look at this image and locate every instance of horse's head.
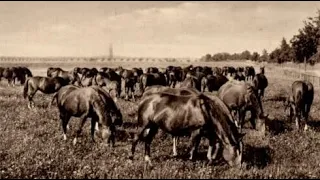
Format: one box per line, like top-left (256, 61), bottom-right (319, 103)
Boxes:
top-left (222, 133), bottom-right (244, 168)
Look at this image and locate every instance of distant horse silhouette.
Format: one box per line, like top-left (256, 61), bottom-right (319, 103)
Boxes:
top-left (53, 85), bottom-right (123, 146)
top-left (23, 76), bottom-right (70, 108)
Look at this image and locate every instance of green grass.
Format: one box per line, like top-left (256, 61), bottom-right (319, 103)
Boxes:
top-left (1, 61), bottom-right (320, 178)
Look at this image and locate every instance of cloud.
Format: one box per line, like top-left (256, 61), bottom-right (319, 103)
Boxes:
top-left (1, 1), bottom-right (320, 57)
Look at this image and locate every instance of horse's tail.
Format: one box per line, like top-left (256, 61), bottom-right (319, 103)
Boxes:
top-left (296, 90), bottom-right (303, 109)
top-left (23, 78), bottom-right (30, 99)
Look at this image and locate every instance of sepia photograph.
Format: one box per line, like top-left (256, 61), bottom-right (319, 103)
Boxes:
top-left (1, 1), bottom-right (320, 178)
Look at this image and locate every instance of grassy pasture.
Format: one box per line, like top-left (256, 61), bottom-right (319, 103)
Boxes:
top-left (1, 60), bottom-right (320, 178)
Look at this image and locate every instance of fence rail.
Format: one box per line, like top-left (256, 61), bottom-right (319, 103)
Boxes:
top-left (283, 69), bottom-right (320, 87)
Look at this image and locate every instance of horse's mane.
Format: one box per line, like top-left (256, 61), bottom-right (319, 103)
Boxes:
top-left (199, 94), bottom-right (240, 146)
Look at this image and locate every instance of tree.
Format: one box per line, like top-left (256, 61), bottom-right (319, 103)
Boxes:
top-left (259, 49), bottom-right (269, 62)
top-left (290, 10), bottom-right (320, 63)
top-left (251, 52), bottom-right (260, 61)
top-left (269, 48), bottom-right (281, 63)
top-left (240, 50), bottom-right (251, 60)
top-left (279, 38), bottom-right (295, 63)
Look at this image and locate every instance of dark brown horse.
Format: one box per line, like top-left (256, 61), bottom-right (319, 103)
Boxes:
top-left (53, 85), bottom-right (123, 146)
top-left (251, 70), bottom-right (268, 103)
top-left (141, 86), bottom-right (200, 157)
top-left (23, 76), bottom-right (70, 108)
top-left (138, 72), bottom-right (167, 96)
top-left (2, 67), bottom-right (14, 86)
top-left (201, 74), bottom-right (229, 92)
top-left (130, 92), bottom-right (243, 168)
top-left (181, 75), bottom-right (201, 91)
top-left (244, 66), bottom-right (255, 81)
top-left (47, 67), bottom-right (81, 86)
top-left (285, 80), bottom-right (314, 131)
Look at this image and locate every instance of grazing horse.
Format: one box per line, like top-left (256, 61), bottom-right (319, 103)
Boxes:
top-left (138, 73), bottom-right (167, 96)
top-left (218, 81), bottom-right (267, 132)
top-left (53, 85), bottom-right (123, 146)
top-left (47, 67), bottom-right (63, 77)
top-left (201, 74), bottom-right (229, 92)
top-left (81, 68), bottom-right (98, 85)
top-left (130, 92), bottom-right (243, 168)
top-left (285, 80), bottom-right (314, 131)
top-left (244, 66), bottom-right (255, 81)
top-left (2, 67), bottom-right (14, 85)
top-left (47, 68), bottom-right (81, 86)
top-left (141, 86), bottom-right (201, 157)
top-left (94, 73), bottom-right (121, 102)
top-left (181, 75), bottom-right (201, 91)
top-left (117, 68), bottom-right (139, 101)
top-left (251, 70), bottom-right (268, 103)
top-left (80, 68), bottom-right (98, 87)
top-left (146, 67), bottom-right (159, 73)
top-left (23, 76), bottom-right (70, 108)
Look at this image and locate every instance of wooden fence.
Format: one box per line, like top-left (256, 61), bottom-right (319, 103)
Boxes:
top-left (283, 69), bottom-right (320, 87)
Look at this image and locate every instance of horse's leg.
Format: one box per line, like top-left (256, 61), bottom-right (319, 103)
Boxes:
top-left (73, 116), bottom-right (88, 145)
top-left (188, 129), bottom-right (201, 161)
top-left (27, 88), bottom-right (37, 109)
top-left (143, 125), bottom-right (158, 167)
top-left (172, 136), bottom-right (178, 157)
top-left (304, 104), bottom-right (311, 131)
top-left (249, 109), bottom-right (257, 130)
top-left (60, 113), bottom-right (71, 141)
top-left (211, 140), bottom-right (221, 161)
top-left (239, 109), bottom-right (246, 132)
top-left (91, 119), bottom-right (97, 143)
top-left (130, 86), bottom-right (135, 102)
top-left (295, 108), bottom-right (301, 130)
top-left (129, 124), bottom-right (151, 160)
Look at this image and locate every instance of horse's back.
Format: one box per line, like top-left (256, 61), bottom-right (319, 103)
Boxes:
top-left (138, 92), bottom-right (206, 133)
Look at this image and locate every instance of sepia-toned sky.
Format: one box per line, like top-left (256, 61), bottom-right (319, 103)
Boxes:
top-left (0, 1), bottom-right (320, 58)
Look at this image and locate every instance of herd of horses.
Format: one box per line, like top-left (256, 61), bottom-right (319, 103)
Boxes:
top-left (0, 64), bottom-right (315, 169)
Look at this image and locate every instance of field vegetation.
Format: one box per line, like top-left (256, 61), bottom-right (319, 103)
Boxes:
top-left (1, 61), bottom-right (320, 178)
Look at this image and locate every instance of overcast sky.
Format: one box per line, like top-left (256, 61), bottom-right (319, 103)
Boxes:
top-left (0, 1), bottom-right (320, 58)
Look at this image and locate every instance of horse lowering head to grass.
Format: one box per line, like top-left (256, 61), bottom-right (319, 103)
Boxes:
top-left (23, 76), bottom-right (70, 109)
top-left (53, 85), bottom-right (123, 146)
top-left (218, 81), bottom-right (268, 133)
top-left (130, 91), bottom-right (243, 168)
top-left (284, 80), bottom-right (314, 131)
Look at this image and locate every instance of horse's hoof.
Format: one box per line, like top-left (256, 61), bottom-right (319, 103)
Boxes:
top-left (129, 155), bottom-right (134, 160)
top-left (173, 154), bottom-right (178, 158)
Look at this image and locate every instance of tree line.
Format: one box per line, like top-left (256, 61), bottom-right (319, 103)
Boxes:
top-left (201, 9), bottom-right (320, 65)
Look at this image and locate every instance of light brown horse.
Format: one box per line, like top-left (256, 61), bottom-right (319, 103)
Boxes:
top-left (218, 81), bottom-right (268, 133)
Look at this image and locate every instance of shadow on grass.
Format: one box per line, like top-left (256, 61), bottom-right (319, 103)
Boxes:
top-left (122, 122), bottom-right (137, 129)
top-left (265, 118), bottom-right (292, 135)
top-left (307, 120), bottom-right (320, 132)
top-left (243, 145), bottom-right (273, 169)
